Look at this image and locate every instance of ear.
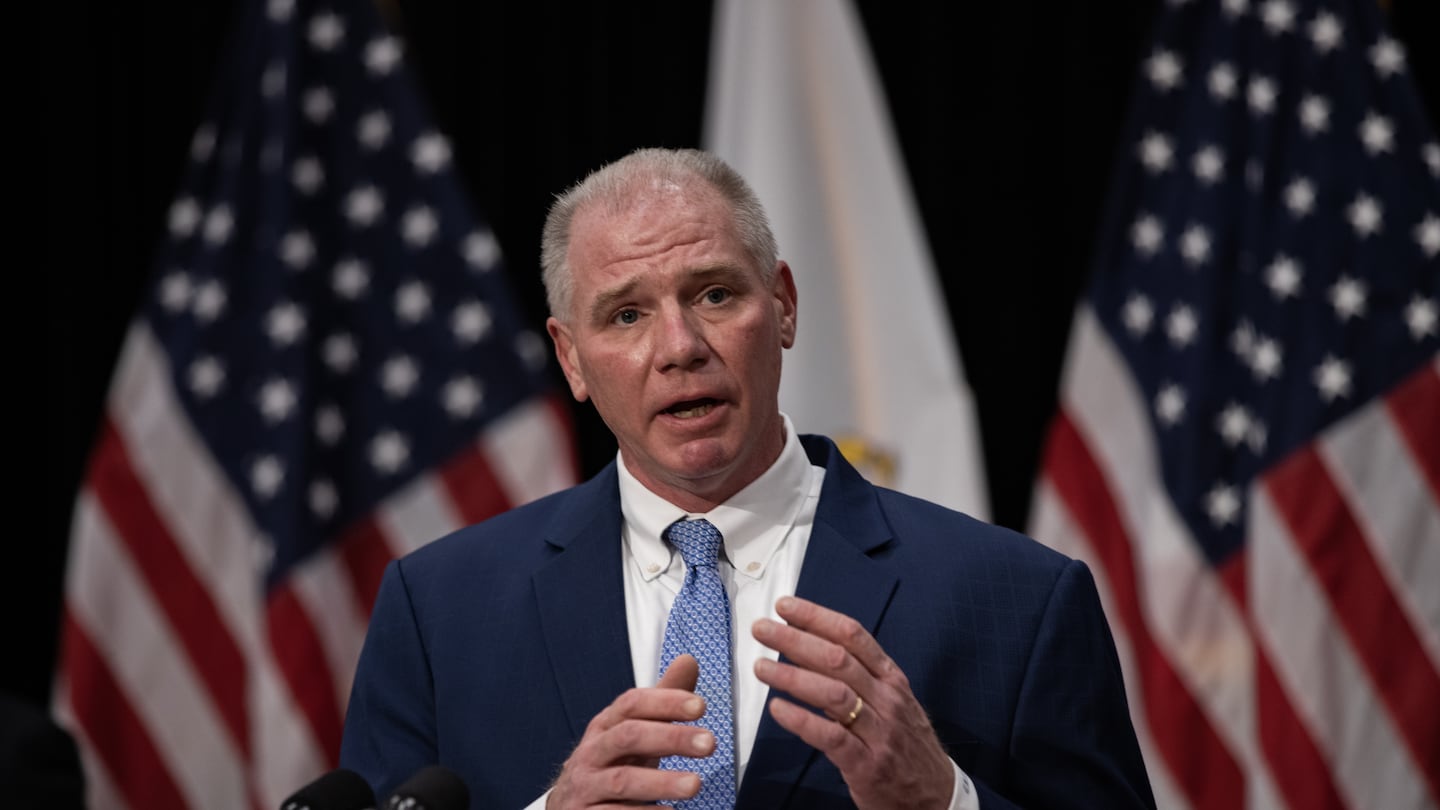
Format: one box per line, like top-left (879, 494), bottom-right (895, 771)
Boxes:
top-left (772, 261), bottom-right (798, 349)
top-left (546, 317), bottom-right (590, 402)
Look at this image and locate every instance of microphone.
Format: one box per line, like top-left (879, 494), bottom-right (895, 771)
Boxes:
top-left (280, 767), bottom-right (376, 810)
top-left (383, 765), bottom-right (469, 810)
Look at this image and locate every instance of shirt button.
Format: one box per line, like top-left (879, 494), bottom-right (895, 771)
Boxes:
top-left (646, 563), bottom-right (660, 574)
top-left (745, 561), bottom-right (760, 573)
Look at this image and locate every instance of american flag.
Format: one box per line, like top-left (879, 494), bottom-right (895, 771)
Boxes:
top-left (1031, 1), bottom-right (1439, 808)
top-left (54, 0), bottom-right (576, 807)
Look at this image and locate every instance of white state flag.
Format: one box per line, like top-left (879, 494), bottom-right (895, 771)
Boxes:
top-left (705, 0), bottom-right (988, 517)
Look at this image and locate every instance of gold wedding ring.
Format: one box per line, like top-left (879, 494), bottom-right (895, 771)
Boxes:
top-left (840, 695), bottom-right (864, 728)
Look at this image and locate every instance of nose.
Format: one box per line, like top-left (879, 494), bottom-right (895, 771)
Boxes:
top-left (653, 304), bottom-right (711, 372)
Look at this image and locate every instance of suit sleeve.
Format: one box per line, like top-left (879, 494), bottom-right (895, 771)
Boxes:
top-left (973, 559), bottom-right (1156, 810)
top-left (339, 559), bottom-right (439, 801)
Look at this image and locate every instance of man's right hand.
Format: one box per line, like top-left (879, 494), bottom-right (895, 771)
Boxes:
top-left (546, 654), bottom-right (714, 808)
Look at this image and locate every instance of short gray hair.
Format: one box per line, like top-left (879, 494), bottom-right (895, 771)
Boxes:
top-left (540, 148), bottom-right (779, 321)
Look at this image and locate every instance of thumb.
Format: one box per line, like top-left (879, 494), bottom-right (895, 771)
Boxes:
top-left (658, 653), bottom-right (700, 693)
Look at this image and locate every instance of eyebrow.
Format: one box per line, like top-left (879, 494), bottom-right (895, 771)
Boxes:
top-left (585, 264), bottom-right (749, 324)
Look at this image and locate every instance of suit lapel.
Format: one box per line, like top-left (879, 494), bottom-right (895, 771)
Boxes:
top-left (737, 436), bottom-right (899, 809)
top-left (532, 464), bottom-right (637, 740)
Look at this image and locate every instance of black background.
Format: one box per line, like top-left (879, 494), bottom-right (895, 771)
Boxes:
top-left (36, 0), bottom-right (1436, 714)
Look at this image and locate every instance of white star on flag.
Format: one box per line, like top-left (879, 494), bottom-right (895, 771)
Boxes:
top-left (1208, 63), bottom-right (1238, 100)
top-left (258, 378), bottom-right (298, 424)
top-left (302, 87), bottom-right (336, 124)
top-left (1299, 94), bottom-right (1330, 135)
top-left (1155, 383), bottom-right (1187, 426)
top-left (1313, 354), bottom-right (1354, 401)
top-left (1248, 76), bottom-right (1277, 115)
top-left (1123, 294), bottom-right (1155, 336)
top-left (203, 205), bottom-right (234, 245)
top-left (358, 110), bottom-right (392, 150)
top-left (188, 356), bottom-right (225, 399)
top-left (1359, 112), bottom-right (1395, 155)
top-left (1265, 254), bottom-right (1304, 300)
top-left (395, 280), bottom-right (432, 324)
top-left (1406, 295), bottom-right (1438, 340)
top-left (380, 355), bottom-right (420, 399)
top-left (365, 35), bottom-right (402, 75)
top-left (442, 375), bottom-right (484, 420)
top-left (452, 300), bottom-right (493, 345)
top-left (250, 455), bottom-right (285, 500)
top-left (368, 430), bottom-right (410, 475)
top-left (464, 230), bottom-right (500, 271)
top-left (309, 479), bottom-right (338, 519)
top-left (169, 198), bottom-right (201, 237)
top-left (192, 280), bottom-right (227, 322)
top-left (265, 302), bottom-right (307, 346)
top-left (1204, 482), bottom-right (1241, 527)
top-left (345, 185), bottom-right (385, 226)
top-left (1284, 176), bottom-right (1316, 217)
top-left (292, 156), bottom-right (324, 195)
top-left (411, 133), bottom-right (452, 174)
top-left (314, 404), bottom-right (344, 446)
top-left (1166, 304), bottom-right (1199, 348)
top-left (1347, 193), bottom-right (1383, 237)
top-left (308, 12), bottom-right (345, 51)
top-left (160, 271), bottom-right (193, 313)
top-left (1132, 214), bottom-right (1165, 256)
top-left (1138, 131), bottom-right (1175, 173)
top-left (1216, 402), bottom-right (1253, 447)
top-left (332, 258), bottom-right (370, 299)
top-left (1259, 0), bottom-right (1295, 35)
top-left (1328, 276), bottom-right (1368, 321)
top-left (1308, 11), bottom-right (1343, 53)
top-left (322, 333), bottom-right (358, 373)
top-left (1146, 49), bottom-right (1184, 91)
top-left (1192, 145), bottom-right (1225, 184)
top-left (279, 230), bottom-right (317, 269)
top-left (1180, 224), bottom-right (1212, 266)
top-left (1414, 213), bottom-right (1440, 257)
top-left (402, 205), bottom-right (439, 247)
top-left (1370, 36), bottom-right (1406, 77)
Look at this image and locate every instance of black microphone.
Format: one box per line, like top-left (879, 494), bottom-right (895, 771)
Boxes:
top-left (280, 768), bottom-right (376, 810)
top-left (383, 765), bottom-right (469, 810)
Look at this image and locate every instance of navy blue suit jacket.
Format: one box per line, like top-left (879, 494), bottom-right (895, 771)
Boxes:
top-left (340, 435), bottom-right (1154, 808)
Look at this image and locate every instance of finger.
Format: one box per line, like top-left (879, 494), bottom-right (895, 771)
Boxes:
top-left (590, 686), bottom-right (706, 733)
top-left (766, 696), bottom-right (867, 768)
top-left (658, 653), bottom-right (700, 693)
top-left (592, 718), bottom-right (717, 763)
top-left (585, 764), bottom-right (703, 805)
top-left (753, 658), bottom-right (865, 727)
top-left (752, 617), bottom-right (873, 693)
top-left (774, 596), bottom-right (896, 679)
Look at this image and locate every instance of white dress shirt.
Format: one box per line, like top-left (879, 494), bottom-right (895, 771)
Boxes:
top-left (526, 416), bottom-right (976, 809)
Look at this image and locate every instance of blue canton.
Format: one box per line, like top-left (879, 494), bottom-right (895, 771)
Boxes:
top-left (1089, 0), bottom-right (1440, 568)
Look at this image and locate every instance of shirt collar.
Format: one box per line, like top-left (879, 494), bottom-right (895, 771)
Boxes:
top-left (618, 413), bottom-right (811, 582)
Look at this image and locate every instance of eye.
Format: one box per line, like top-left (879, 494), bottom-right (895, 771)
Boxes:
top-left (703, 288), bottom-right (731, 305)
top-left (613, 308), bottom-right (640, 326)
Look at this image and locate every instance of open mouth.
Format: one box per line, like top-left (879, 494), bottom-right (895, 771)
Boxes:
top-left (663, 398), bottom-right (721, 419)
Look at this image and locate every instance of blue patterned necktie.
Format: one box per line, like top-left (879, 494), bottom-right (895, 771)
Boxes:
top-left (658, 518), bottom-right (736, 808)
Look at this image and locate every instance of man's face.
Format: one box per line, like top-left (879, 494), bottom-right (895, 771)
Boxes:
top-left (547, 181), bottom-right (797, 510)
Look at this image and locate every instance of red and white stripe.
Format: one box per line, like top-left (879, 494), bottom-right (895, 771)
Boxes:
top-left (56, 323), bottom-right (576, 809)
top-left (1032, 307), bottom-right (1440, 810)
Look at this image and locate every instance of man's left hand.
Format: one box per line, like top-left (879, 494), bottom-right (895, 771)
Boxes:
top-left (752, 596), bottom-right (954, 810)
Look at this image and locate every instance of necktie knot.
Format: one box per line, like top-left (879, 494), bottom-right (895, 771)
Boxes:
top-left (667, 519), bottom-right (723, 569)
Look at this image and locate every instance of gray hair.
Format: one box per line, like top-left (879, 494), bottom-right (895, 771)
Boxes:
top-left (540, 147), bottom-right (779, 321)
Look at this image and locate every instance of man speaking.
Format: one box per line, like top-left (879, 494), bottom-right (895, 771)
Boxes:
top-left (339, 148), bottom-right (1155, 809)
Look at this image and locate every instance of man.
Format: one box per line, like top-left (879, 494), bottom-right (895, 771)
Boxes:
top-left (340, 148), bottom-right (1154, 809)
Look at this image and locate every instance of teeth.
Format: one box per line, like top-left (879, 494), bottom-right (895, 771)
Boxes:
top-left (671, 403), bottom-right (715, 419)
